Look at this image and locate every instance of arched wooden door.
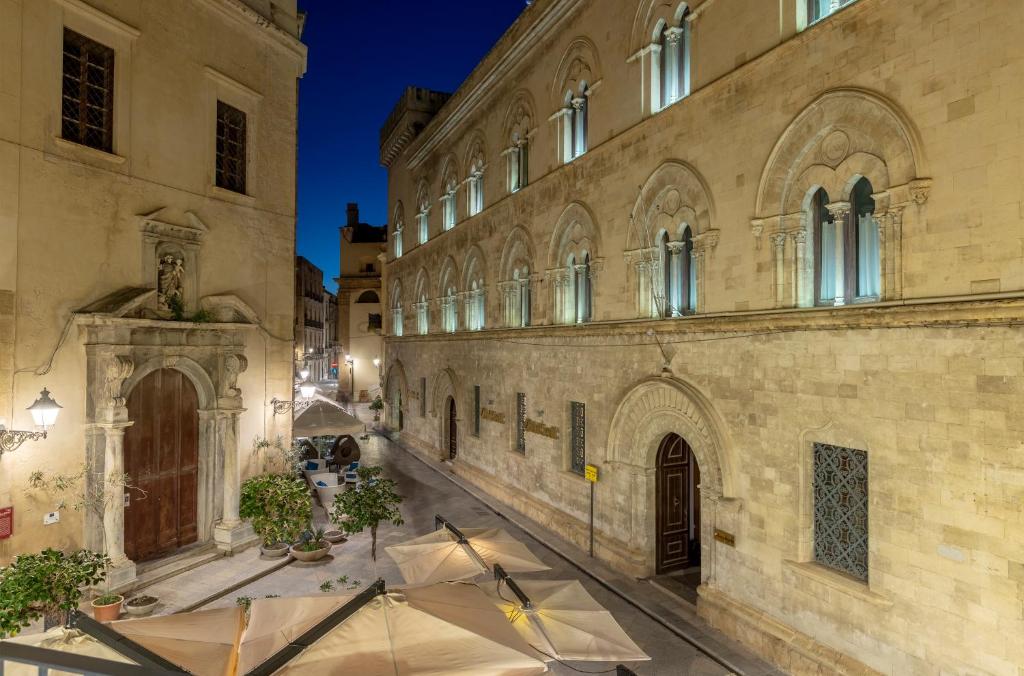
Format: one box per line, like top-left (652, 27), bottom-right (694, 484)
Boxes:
top-left (124, 368), bottom-right (199, 563)
top-left (447, 397), bottom-right (457, 460)
top-left (656, 433), bottom-right (701, 574)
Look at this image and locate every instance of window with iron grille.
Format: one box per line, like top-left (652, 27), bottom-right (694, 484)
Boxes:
top-left (216, 100), bottom-right (247, 193)
top-left (420, 377), bottom-right (426, 416)
top-left (570, 402), bottom-right (585, 475)
top-left (515, 392), bottom-right (526, 453)
top-left (473, 386), bottom-right (481, 436)
top-left (61, 28), bottom-right (115, 152)
top-left (813, 442), bottom-right (868, 581)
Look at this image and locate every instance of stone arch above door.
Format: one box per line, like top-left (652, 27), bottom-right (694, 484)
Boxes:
top-left (383, 360), bottom-right (409, 431)
top-left (429, 367), bottom-right (462, 453)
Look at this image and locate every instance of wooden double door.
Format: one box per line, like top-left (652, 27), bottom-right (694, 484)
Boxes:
top-left (124, 368), bottom-right (199, 563)
top-left (656, 433), bottom-right (701, 574)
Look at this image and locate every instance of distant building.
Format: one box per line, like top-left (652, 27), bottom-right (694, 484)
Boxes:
top-left (324, 289), bottom-right (340, 379)
top-left (295, 256), bottom-right (328, 382)
top-left (336, 203), bottom-right (386, 402)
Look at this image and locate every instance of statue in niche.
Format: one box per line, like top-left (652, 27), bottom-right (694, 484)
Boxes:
top-left (157, 254), bottom-right (185, 313)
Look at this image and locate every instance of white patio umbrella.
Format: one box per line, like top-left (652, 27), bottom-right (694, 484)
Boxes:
top-left (386, 522), bottom-right (550, 586)
top-left (272, 582), bottom-right (546, 676)
top-left (0, 627), bottom-right (138, 675)
top-left (292, 400), bottom-right (365, 438)
top-left (482, 570), bottom-right (650, 664)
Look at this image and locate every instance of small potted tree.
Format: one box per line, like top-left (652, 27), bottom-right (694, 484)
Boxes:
top-left (289, 526), bottom-right (332, 562)
top-left (239, 473), bottom-right (311, 557)
top-left (329, 466), bottom-right (403, 561)
top-left (369, 395), bottom-right (384, 422)
top-left (0, 549), bottom-right (110, 636)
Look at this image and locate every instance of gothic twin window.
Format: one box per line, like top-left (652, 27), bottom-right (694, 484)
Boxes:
top-left (508, 134), bottom-right (529, 193)
top-left (416, 294), bottom-right (429, 335)
top-left (659, 226), bottom-right (696, 317)
top-left (467, 161), bottom-right (485, 217)
top-left (562, 86), bottom-right (589, 163)
top-left (564, 253), bottom-right (593, 324)
top-left (466, 280), bottom-right (485, 331)
top-left (442, 286), bottom-right (458, 333)
top-left (216, 100), bottom-right (247, 194)
top-left (62, 28), bottom-right (115, 153)
top-left (813, 442), bottom-right (868, 582)
top-left (812, 177), bottom-right (880, 306)
top-left (510, 267), bottom-right (531, 328)
top-left (569, 401), bottom-right (586, 475)
top-left (656, 9), bottom-right (691, 111)
top-left (391, 287), bottom-right (403, 337)
top-left (393, 223), bottom-right (404, 258)
top-left (442, 183), bottom-right (457, 231)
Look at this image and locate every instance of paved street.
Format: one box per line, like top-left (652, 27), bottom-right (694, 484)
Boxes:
top-left (136, 409), bottom-right (776, 676)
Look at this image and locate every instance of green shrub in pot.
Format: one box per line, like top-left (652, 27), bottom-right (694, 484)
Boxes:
top-left (239, 473), bottom-right (311, 548)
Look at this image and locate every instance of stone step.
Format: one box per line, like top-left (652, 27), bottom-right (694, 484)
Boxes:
top-left (132, 544), bottom-right (224, 592)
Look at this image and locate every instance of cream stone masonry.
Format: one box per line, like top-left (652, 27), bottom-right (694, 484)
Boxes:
top-left (380, 0), bottom-right (1024, 673)
top-left (0, 0), bottom-right (306, 590)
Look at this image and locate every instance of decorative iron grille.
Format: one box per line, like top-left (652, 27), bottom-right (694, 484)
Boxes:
top-left (216, 100), bottom-right (247, 193)
top-left (813, 442), bottom-right (868, 581)
top-left (62, 28), bottom-right (115, 152)
top-left (473, 385), bottom-right (481, 436)
top-left (515, 392), bottom-right (526, 453)
top-left (420, 377), bottom-right (426, 416)
top-left (570, 401), bottom-right (585, 474)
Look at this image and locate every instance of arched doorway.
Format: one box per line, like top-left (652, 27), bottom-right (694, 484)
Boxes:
top-left (656, 433), bottom-right (701, 574)
top-left (123, 368), bottom-right (199, 563)
top-left (447, 396), bottom-right (457, 459)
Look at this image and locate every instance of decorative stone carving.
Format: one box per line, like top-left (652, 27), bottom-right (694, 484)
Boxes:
top-left (821, 130), bottom-right (851, 165)
top-left (221, 353), bottom-right (248, 398)
top-left (103, 356), bottom-right (135, 408)
top-left (157, 254), bottom-right (185, 312)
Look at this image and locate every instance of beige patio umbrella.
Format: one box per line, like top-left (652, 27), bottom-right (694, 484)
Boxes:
top-left (0, 626), bottom-right (138, 676)
top-left (386, 517), bottom-right (550, 585)
top-left (292, 400), bottom-right (365, 438)
top-left (107, 595), bottom-right (350, 675)
top-left (482, 567), bottom-right (650, 664)
top-left (270, 582), bottom-right (546, 676)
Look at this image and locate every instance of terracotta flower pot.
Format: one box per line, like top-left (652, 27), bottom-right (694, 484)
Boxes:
top-left (91, 595), bottom-right (124, 622)
top-left (289, 541), bottom-right (331, 562)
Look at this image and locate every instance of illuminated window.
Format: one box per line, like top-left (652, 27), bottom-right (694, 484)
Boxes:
top-left (807, 0), bottom-right (858, 24)
top-left (656, 8), bottom-right (691, 111)
top-left (216, 101), bottom-right (247, 194)
top-left (562, 86), bottom-right (589, 163)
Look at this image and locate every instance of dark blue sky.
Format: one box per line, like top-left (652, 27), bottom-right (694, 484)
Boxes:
top-left (296, 0), bottom-right (527, 290)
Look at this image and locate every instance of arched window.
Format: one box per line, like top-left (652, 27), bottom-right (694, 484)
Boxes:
top-left (357, 290), bottom-right (379, 304)
top-left (509, 132), bottom-right (528, 193)
top-left (390, 287), bottom-right (403, 337)
top-left (416, 182), bottom-right (430, 245)
top-left (466, 279), bottom-right (485, 331)
top-left (393, 223), bottom-right (403, 258)
top-left (657, 8), bottom-right (691, 110)
top-left (442, 286), bottom-right (458, 333)
top-left (442, 178), bottom-right (457, 231)
top-left (416, 293), bottom-right (429, 335)
top-left (682, 226), bottom-right (696, 314)
top-left (812, 179), bottom-right (880, 306)
top-left (468, 161), bottom-right (484, 216)
top-left (562, 84), bottom-right (589, 163)
top-left (656, 226), bottom-right (696, 317)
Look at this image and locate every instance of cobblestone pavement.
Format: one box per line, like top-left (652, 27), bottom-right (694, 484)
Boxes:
top-left (108, 404), bottom-right (779, 675)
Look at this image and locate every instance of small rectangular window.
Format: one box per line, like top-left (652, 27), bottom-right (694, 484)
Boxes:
top-left (420, 377), bottom-right (426, 416)
top-left (570, 401), bottom-right (585, 475)
top-left (515, 392), bottom-right (526, 453)
top-left (368, 314), bottom-right (382, 330)
top-left (61, 28), bottom-right (115, 152)
top-left (216, 100), bottom-right (247, 193)
top-left (813, 442), bottom-right (868, 581)
top-left (473, 385), bottom-right (481, 436)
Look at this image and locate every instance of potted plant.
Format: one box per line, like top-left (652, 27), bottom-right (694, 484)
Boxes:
top-left (289, 527), bottom-right (331, 562)
top-left (91, 593), bottom-right (124, 622)
top-left (124, 595), bottom-right (159, 617)
top-left (323, 529), bottom-right (347, 544)
top-left (240, 473), bottom-right (311, 557)
top-left (0, 548), bottom-right (110, 637)
top-left (329, 466), bottom-right (403, 561)
top-left (369, 395), bottom-right (384, 422)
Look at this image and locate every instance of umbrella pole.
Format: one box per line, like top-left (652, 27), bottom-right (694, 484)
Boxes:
top-left (493, 565), bottom-right (561, 660)
top-left (246, 579), bottom-right (387, 676)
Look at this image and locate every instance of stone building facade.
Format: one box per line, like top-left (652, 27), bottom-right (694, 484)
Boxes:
top-left (295, 255), bottom-right (328, 382)
top-left (336, 203), bottom-right (386, 401)
top-left (380, 0), bottom-right (1024, 673)
top-left (0, 0), bottom-right (305, 589)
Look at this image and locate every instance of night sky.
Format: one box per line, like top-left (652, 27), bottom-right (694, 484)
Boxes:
top-left (296, 0), bottom-right (527, 290)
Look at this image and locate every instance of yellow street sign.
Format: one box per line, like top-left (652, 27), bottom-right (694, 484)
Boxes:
top-left (584, 464), bottom-right (599, 482)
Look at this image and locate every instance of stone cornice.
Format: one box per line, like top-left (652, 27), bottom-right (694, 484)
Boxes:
top-left (406, 0), bottom-right (584, 170)
top-left (385, 295), bottom-right (1024, 344)
top-left (193, 0), bottom-right (307, 69)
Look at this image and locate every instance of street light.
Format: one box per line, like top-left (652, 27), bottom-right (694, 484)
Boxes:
top-left (299, 367), bottom-right (310, 381)
top-left (345, 354), bottom-right (355, 402)
top-left (0, 387), bottom-right (62, 454)
top-left (299, 380), bottom-right (316, 399)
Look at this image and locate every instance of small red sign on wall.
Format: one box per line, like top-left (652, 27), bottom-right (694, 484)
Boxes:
top-left (0, 507), bottom-right (12, 539)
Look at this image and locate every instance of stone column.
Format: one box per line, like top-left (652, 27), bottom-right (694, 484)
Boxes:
top-left (213, 408), bottom-right (251, 553)
top-left (791, 229), bottom-right (808, 307)
top-left (571, 97), bottom-right (586, 157)
top-left (667, 241), bottom-right (685, 316)
top-left (770, 232), bottom-right (787, 308)
top-left (100, 422), bottom-right (136, 590)
top-left (827, 202), bottom-right (851, 306)
top-left (664, 27), bottom-right (684, 104)
top-left (575, 264), bottom-right (588, 323)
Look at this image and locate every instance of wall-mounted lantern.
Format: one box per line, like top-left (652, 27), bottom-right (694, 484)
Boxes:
top-left (0, 388), bottom-right (62, 455)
